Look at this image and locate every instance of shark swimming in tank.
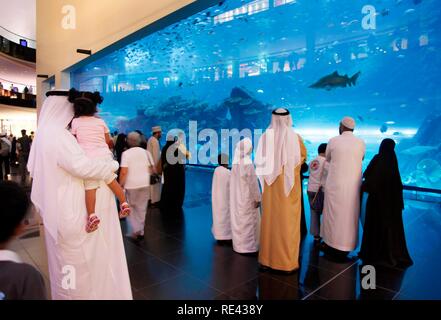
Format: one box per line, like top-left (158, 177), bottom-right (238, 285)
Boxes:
top-left (309, 71), bottom-right (361, 90)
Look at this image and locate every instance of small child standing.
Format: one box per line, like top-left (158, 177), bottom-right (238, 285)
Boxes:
top-left (230, 138), bottom-right (261, 255)
top-left (307, 143), bottom-right (329, 243)
top-left (0, 181), bottom-right (47, 300)
top-left (69, 89), bottom-right (130, 233)
top-left (211, 153), bottom-right (232, 245)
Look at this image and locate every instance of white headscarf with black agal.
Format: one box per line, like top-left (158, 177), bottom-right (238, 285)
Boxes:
top-left (255, 108), bottom-right (301, 196)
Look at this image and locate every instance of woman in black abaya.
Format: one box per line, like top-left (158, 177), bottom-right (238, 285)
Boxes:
top-left (359, 138), bottom-right (413, 268)
top-left (160, 135), bottom-right (187, 212)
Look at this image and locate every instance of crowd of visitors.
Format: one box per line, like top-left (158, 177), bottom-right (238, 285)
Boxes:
top-left (0, 89), bottom-right (413, 300)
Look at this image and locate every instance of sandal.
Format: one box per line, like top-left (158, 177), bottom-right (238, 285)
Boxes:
top-left (119, 202), bottom-right (131, 218)
top-left (130, 231), bottom-right (144, 242)
top-left (86, 214), bottom-right (100, 233)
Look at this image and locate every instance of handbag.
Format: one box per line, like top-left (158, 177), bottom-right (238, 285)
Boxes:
top-left (311, 187), bottom-right (325, 214)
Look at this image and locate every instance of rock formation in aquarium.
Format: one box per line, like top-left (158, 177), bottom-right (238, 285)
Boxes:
top-left (115, 86), bottom-right (272, 136)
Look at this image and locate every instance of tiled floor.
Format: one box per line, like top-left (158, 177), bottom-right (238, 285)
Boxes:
top-left (6, 168), bottom-right (441, 300)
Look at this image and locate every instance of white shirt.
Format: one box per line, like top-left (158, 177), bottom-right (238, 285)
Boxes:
top-left (0, 250), bottom-right (22, 263)
top-left (307, 155), bottom-right (329, 192)
top-left (120, 147), bottom-right (154, 189)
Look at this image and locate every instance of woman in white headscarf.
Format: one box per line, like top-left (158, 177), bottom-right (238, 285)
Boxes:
top-left (28, 91), bottom-right (132, 300)
top-left (230, 138), bottom-right (261, 254)
top-left (255, 108), bottom-right (307, 273)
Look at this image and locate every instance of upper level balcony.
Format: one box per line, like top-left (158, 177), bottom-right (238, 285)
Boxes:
top-left (0, 34), bottom-right (36, 63)
top-left (0, 88), bottom-right (36, 108)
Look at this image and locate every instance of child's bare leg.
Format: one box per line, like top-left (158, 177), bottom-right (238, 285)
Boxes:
top-left (85, 188), bottom-right (100, 233)
top-left (107, 179), bottom-right (126, 204)
top-left (85, 189), bottom-right (97, 216)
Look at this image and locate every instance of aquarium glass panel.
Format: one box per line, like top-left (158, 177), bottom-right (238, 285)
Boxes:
top-left (71, 0), bottom-right (441, 190)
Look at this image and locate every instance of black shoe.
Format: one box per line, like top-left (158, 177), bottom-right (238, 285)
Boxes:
top-left (318, 241), bottom-right (327, 252)
top-left (149, 202), bottom-right (160, 209)
top-left (323, 245), bottom-right (351, 262)
top-left (270, 268), bottom-right (299, 275)
top-left (216, 240), bottom-right (232, 246)
top-left (259, 264), bottom-right (270, 272)
top-left (236, 251), bottom-right (258, 257)
top-left (128, 233), bottom-right (144, 244)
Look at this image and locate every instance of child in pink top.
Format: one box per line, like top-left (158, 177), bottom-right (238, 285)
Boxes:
top-left (69, 89), bottom-right (130, 233)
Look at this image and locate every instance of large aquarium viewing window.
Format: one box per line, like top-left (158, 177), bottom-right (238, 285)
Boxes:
top-left (71, 0), bottom-right (441, 190)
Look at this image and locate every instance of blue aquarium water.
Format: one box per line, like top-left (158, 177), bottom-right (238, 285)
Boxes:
top-left (71, 0), bottom-right (441, 190)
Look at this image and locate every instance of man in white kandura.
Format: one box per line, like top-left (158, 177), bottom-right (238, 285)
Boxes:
top-left (28, 91), bottom-right (132, 300)
top-left (230, 138), bottom-right (261, 254)
top-left (321, 116), bottom-right (366, 258)
top-left (211, 153), bottom-right (232, 243)
top-left (147, 126), bottom-right (162, 207)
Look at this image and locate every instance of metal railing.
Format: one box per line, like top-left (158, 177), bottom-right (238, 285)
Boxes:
top-left (185, 164), bottom-right (441, 195)
top-left (0, 89), bottom-right (36, 108)
top-left (0, 26), bottom-right (36, 44)
top-left (0, 77), bottom-right (36, 93)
